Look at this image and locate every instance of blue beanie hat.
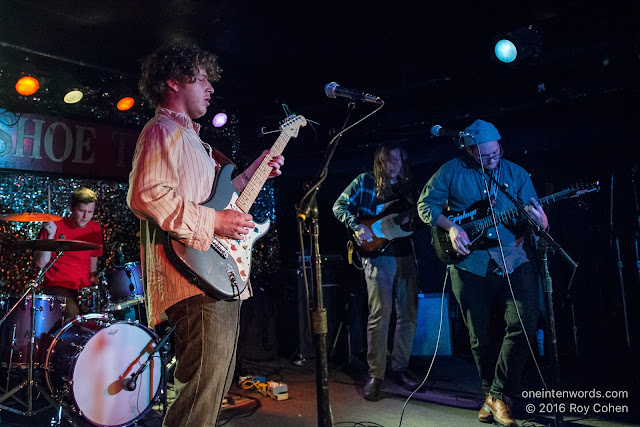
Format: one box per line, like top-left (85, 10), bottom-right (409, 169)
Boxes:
top-left (463, 119), bottom-right (501, 146)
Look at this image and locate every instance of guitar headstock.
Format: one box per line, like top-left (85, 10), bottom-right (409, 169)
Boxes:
top-left (280, 115), bottom-right (307, 138)
top-left (568, 181), bottom-right (600, 197)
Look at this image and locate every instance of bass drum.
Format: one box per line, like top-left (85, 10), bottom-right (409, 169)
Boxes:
top-left (45, 314), bottom-right (163, 426)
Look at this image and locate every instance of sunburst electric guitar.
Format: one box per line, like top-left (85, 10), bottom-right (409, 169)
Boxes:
top-left (165, 115), bottom-right (307, 299)
top-left (349, 207), bottom-right (418, 256)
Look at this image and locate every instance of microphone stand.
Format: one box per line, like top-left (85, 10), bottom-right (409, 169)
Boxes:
top-left (121, 325), bottom-right (175, 392)
top-left (609, 172), bottom-right (631, 348)
top-left (475, 159), bottom-right (577, 427)
top-left (632, 166), bottom-right (640, 284)
top-left (296, 100), bottom-right (384, 427)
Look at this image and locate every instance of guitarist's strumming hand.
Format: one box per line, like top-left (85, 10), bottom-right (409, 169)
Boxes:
top-left (214, 210), bottom-right (255, 241)
top-left (354, 224), bottom-right (374, 245)
top-left (449, 225), bottom-right (471, 256)
top-left (437, 214), bottom-right (471, 256)
top-left (524, 198), bottom-right (549, 231)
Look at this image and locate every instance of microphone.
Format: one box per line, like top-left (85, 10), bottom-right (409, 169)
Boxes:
top-left (324, 82), bottom-right (383, 104)
top-left (121, 376), bottom-right (137, 391)
top-left (430, 125), bottom-right (469, 138)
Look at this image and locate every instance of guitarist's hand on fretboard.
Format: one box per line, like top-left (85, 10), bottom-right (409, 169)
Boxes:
top-left (214, 209), bottom-right (255, 240)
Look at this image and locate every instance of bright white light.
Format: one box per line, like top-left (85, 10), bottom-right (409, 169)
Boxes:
top-left (212, 112), bottom-right (228, 128)
top-left (495, 39), bottom-right (517, 63)
top-left (64, 89), bottom-right (84, 104)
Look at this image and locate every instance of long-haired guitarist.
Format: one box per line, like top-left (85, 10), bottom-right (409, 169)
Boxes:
top-left (417, 119), bottom-right (547, 427)
top-left (127, 43), bottom-right (284, 426)
top-left (332, 144), bottom-right (421, 400)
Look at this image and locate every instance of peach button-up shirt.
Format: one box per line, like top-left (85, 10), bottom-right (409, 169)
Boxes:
top-left (127, 107), bottom-right (248, 326)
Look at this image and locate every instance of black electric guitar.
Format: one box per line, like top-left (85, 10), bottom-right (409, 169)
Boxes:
top-left (431, 182), bottom-right (599, 264)
top-left (349, 207), bottom-right (418, 257)
top-left (164, 115), bottom-right (307, 299)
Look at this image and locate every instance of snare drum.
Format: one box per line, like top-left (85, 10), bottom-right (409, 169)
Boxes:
top-left (45, 314), bottom-right (163, 426)
top-left (105, 262), bottom-right (144, 311)
top-left (0, 294), bottom-right (65, 367)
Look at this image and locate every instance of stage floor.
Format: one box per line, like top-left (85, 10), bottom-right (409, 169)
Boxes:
top-left (0, 354), bottom-right (635, 426)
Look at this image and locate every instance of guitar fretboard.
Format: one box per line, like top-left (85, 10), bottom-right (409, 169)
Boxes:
top-left (462, 186), bottom-right (596, 232)
top-left (235, 132), bottom-right (289, 213)
top-left (235, 116), bottom-right (306, 212)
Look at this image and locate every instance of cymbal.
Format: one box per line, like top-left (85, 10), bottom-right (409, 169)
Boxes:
top-left (18, 239), bottom-right (102, 252)
top-left (0, 212), bottom-right (62, 222)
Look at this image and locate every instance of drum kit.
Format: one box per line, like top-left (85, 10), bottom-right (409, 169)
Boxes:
top-left (0, 212), bottom-right (171, 426)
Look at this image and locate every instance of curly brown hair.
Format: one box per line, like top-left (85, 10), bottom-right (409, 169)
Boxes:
top-left (139, 43), bottom-right (222, 108)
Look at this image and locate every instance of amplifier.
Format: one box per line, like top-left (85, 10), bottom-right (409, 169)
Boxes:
top-left (411, 293), bottom-right (453, 356)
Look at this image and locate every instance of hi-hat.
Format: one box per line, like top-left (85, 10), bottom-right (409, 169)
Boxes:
top-left (0, 212), bottom-right (62, 222)
top-left (18, 239), bottom-right (102, 252)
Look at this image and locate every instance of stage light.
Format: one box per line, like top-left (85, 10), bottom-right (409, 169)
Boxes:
top-left (212, 112), bottom-right (227, 127)
top-left (116, 97), bottom-right (135, 111)
top-left (495, 39), bottom-right (517, 63)
top-left (494, 25), bottom-right (542, 65)
top-left (15, 76), bottom-right (40, 96)
top-left (64, 89), bottom-right (84, 104)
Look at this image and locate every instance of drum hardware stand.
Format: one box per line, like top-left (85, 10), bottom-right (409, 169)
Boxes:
top-left (0, 250), bottom-right (63, 416)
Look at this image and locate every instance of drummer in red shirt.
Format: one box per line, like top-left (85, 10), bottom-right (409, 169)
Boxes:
top-left (34, 187), bottom-right (104, 319)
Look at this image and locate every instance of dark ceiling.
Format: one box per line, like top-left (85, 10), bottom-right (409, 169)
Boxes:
top-left (1, 0), bottom-right (640, 144)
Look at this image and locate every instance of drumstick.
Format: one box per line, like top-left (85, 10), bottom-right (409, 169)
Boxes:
top-left (47, 185), bottom-right (51, 213)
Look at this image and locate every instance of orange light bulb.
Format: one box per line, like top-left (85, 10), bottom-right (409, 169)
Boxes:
top-left (15, 76), bottom-right (40, 96)
top-left (116, 97), bottom-right (135, 111)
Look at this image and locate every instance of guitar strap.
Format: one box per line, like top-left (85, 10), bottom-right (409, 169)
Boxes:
top-left (209, 146), bottom-right (235, 168)
top-left (481, 166), bottom-right (500, 206)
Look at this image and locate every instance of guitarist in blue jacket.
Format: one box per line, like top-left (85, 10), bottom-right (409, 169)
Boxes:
top-left (417, 119), bottom-right (548, 427)
top-left (333, 144), bottom-right (421, 401)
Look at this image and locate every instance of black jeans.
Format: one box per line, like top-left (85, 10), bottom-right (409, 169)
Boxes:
top-left (450, 261), bottom-right (539, 401)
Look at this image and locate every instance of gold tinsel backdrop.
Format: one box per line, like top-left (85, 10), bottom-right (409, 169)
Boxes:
top-left (0, 172), bottom-right (280, 295)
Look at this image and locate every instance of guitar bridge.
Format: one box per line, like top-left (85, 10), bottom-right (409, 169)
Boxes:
top-left (211, 236), bottom-right (229, 259)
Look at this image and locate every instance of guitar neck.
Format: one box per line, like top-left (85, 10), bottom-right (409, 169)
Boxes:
top-left (235, 132), bottom-right (290, 213)
top-left (461, 188), bottom-right (581, 232)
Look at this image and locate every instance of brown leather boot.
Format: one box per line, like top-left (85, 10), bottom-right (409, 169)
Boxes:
top-left (478, 395), bottom-right (493, 423)
top-left (484, 395), bottom-right (517, 427)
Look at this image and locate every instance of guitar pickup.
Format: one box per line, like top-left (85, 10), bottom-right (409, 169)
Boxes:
top-left (211, 236), bottom-right (229, 259)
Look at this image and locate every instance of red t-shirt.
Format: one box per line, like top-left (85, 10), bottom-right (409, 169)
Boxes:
top-left (38, 218), bottom-right (104, 290)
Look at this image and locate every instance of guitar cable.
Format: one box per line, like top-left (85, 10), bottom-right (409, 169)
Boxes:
top-left (397, 267), bottom-right (448, 427)
top-left (474, 153), bottom-right (551, 398)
